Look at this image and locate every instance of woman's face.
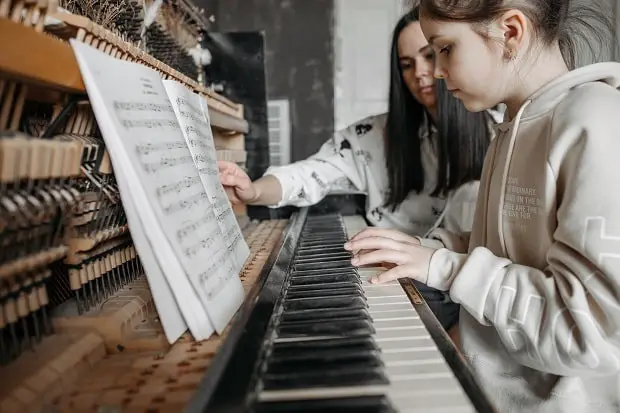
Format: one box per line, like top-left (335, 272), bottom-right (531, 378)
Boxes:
top-left (398, 21), bottom-right (436, 110)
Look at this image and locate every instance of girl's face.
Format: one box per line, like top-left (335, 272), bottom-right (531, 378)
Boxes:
top-left (398, 21), bottom-right (436, 110)
top-left (420, 18), bottom-right (510, 112)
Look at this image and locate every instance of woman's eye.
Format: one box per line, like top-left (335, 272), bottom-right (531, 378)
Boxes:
top-left (439, 46), bottom-right (451, 55)
top-left (424, 52), bottom-right (434, 60)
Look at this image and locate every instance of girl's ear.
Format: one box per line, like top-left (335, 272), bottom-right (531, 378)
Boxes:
top-left (496, 9), bottom-right (528, 59)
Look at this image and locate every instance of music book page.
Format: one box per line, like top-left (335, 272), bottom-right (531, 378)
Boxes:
top-left (70, 40), bottom-right (246, 339)
top-left (197, 95), bottom-right (251, 265)
top-left (162, 80), bottom-right (250, 268)
top-left (161, 80), bottom-right (247, 331)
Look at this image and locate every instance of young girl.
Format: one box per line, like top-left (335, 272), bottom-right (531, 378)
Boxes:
top-left (219, 8), bottom-right (498, 331)
top-left (345, 1), bottom-right (620, 411)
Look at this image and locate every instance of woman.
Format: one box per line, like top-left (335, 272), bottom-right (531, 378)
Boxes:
top-left (219, 8), bottom-right (496, 330)
top-left (346, 1), bottom-right (620, 412)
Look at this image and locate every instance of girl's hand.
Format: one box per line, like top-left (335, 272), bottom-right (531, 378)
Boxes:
top-left (217, 161), bottom-right (257, 204)
top-left (344, 228), bottom-right (436, 284)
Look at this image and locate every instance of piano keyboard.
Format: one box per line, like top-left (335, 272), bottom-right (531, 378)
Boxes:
top-left (188, 209), bottom-right (495, 413)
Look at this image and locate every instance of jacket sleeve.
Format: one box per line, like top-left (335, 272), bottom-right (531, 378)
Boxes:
top-left (426, 90), bottom-right (620, 376)
top-left (263, 120), bottom-right (373, 208)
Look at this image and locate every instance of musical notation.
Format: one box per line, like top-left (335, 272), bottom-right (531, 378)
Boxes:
top-left (183, 234), bottom-right (217, 258)
top-left (176, 214), bottom-right (214, 242)
top-left (113, 101), bottom-right (175, 113)
top-left (156, 176), bottom-right (202, 198)
top-left (141, 154), bottom-right (195, 174)
top-left (175, 97), bottom-right (202, 118)
top-left (161, 79), bottom-right (248, 332)
top-left (162, 192), bottom-right (209, 215)
top-left (135, 141), bottom-right (188, 156)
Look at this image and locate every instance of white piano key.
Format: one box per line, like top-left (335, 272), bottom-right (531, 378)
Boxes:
top-left (341, 216), bottom-right (476, 412)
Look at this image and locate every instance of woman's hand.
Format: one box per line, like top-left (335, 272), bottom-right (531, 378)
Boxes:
top-left (217, 161), bottom-right (258, 204)
top-left (344, 228), bottom-right (437, 284)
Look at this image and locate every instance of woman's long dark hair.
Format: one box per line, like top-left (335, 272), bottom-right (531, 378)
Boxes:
top-left (384, 7), bottom-right (491, 211)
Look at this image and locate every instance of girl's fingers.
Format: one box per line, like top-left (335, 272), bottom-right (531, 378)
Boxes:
top-left (351, 249), bottom-right (407, 266)
top-left (369, 267), bottom-right (406, 284)
top-left (345, 236), bottom-right (405, 253)
top-left (350, 227), bottom-right (418, 244)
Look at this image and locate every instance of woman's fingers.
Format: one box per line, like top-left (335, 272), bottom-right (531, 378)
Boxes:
top-left (224, 187), bottom-right (242, 204)
top-left (220, 172), bottom-right (250, 190)
top-left (217, 160), bottom-right (237, 174)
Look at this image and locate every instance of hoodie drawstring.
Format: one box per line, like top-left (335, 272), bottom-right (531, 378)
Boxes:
top-left (497, 100), bottom-right (531, 256)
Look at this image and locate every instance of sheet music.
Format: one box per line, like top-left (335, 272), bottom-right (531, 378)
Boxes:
top-left (197, 96), bottom-right (251, 262)
top-left (71, 40), bottom-right (244, 337)
top-left (163, 80), bottom-right (250, 267)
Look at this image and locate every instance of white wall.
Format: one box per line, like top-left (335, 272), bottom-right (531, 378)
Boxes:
top-left (333, 0), bottom-right (408, 130)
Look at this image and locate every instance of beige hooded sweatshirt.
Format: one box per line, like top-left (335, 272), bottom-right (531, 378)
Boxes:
top-left (420, 62), bottom-right (620, 412)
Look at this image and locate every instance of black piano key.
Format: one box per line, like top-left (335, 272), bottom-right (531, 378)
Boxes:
top-left (254, 396), bottom-right (396, 413)
top-left (296, 245), bottom-right (346, 255)
top-left (265, 351), bottom-right (383, 376)
top-left (285, 285), bottom-right (362, 299)
top-left (281, 307), bottom-right (371, 323)
top-left (287, 281), bottom-right (361, 292)
top-left (294, 253), bottom-right (352, 263)
top-left (261, 366), bottom-right (389, 390)
top-left (299, 231), bottom-right (346, 238)
top-left (283, 296), bottom-right (367, 312)
top-left (291, 267), bottom-right (358, 277)
top-left (285, 289), bottom-right (363, 301)
top-left (289, 273), bottom-right (359, 286)
top-left (299, 234), bottom-right (346, 241)
top-left (299, 236), bottom-right (345, 242)
top-left (297, 243), bottom-right (345, 249)
top-left (272, 335), bottom-right (378, 355)
top-left (279, 308), bottom-right (370, 323)
top-left (277, 318), bottom-right (375, 338)
top-left (268, 345), bottom-right (381, 370)
top-left (294, 261), bottom-right (352, 271)
top-left (270, 344), bottom-right (380, 367)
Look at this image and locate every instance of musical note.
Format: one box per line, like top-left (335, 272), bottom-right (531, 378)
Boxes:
top-left (135, 141), bottom-right (187, 156)
top-left (162, 192), bottom-right (209, 215)
top-left (176, 97), bottom-right (202, 118)
top-left (155, 176), bottom-right (201, 198)
top-left (141, 154), bottom-right (195, 174)
top-left (113, 101), bottom-right (174, 113)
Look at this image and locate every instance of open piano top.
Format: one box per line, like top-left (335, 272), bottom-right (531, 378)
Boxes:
top-left (187, 205), bottom-right (497, 413)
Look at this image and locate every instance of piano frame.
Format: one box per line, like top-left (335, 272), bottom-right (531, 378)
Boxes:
top-left (186, 204), bottom-right (497, 413)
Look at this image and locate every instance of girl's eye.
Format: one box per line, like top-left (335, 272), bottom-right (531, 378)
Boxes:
top-left (424, 52), bottom-right (434, 60)
top-left (439, 46), bottom-right (451, 55)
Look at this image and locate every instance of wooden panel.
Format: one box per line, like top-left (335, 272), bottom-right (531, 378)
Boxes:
top-left (0, 19), bottom-right (85, 93)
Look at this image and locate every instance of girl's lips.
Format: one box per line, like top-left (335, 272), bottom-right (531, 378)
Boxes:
top-left (420, 85), bottom-right (434, 94)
